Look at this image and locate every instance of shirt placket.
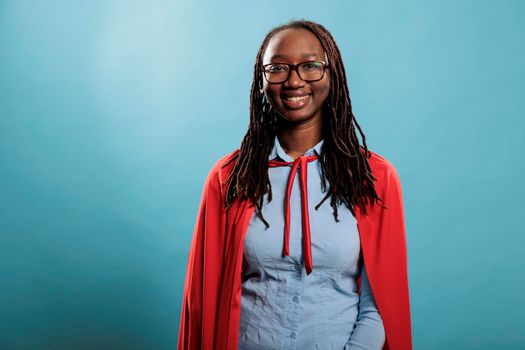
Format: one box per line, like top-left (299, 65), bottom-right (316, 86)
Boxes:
top-left (280, 165), bottom-right (304, 350)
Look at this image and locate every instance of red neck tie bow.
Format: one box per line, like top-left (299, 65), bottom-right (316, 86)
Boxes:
top-left (268, 154), bottom-right (318, 275)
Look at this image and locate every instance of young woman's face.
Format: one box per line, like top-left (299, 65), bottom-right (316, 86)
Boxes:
top-left (261, 28), bottom-right (331, 124)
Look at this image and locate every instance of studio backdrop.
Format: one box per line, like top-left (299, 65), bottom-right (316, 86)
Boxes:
top-left (1, 1), bottom-right (524, 349)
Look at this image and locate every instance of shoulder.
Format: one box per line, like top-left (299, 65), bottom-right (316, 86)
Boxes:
top-left (202, 149), bottom-right (240, 196)
top-left (207, 149), bottom-right (239, 180)
top-left (367, 149), bottom-right (398, 175)
top-left (365, 149), bottom-right (402, 191)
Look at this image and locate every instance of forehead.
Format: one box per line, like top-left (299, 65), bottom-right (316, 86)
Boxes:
top-left (262, 28), bottom-right (326, 63)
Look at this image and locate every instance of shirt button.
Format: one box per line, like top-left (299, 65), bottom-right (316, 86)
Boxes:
top-left (292, 296), bottom-right (299, 303)
top-left (289, 331), bottom-right (296, 339)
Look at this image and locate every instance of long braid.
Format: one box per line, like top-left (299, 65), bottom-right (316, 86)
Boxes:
top-left (224, 19), bottom-right (383, 228)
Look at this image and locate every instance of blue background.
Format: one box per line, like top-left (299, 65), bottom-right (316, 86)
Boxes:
top-left (1, 1), bottom-right (524, 349)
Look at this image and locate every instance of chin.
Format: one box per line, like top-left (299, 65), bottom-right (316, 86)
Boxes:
top-left (279, 110), bottom-right (318, 124)
top-left (278, 113), bottom-right (308, 124)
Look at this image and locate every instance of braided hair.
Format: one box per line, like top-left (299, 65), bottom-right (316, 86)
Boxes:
top-left (224, 19), bottom-right (384, 227)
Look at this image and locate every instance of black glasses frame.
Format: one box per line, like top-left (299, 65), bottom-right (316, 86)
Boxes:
top-left (261, 60), bottom-right (330, 83)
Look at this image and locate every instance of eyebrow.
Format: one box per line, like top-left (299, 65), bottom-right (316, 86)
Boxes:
top-left (270, 53), bottom-right (320, 60)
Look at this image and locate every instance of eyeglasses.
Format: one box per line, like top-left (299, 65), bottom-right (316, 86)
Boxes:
top-left (262, 61), bottom-right (330, 83)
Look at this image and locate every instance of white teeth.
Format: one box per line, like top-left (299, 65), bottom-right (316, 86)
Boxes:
top-left (284, 95), bottom-right (309, 102)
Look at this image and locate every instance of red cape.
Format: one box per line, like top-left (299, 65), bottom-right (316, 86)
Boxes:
top-left (178, 149), bottom-right (412, 350)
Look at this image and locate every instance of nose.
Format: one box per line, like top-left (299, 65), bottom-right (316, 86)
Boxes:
top-left (284, 67), bottom-right (305, 88)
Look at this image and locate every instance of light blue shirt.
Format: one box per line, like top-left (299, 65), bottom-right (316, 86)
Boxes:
top-left (238, 135), bottom-right (385, 350)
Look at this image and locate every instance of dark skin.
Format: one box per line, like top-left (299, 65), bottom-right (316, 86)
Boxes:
top-left (262, 28), bottom-right (331, 160)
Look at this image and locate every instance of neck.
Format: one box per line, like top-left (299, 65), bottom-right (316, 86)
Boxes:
top-left (277, 115), bottom-right (323, 161)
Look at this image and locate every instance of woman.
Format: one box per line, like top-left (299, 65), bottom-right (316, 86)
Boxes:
top-left (178, 19), bottom-right (412, 350)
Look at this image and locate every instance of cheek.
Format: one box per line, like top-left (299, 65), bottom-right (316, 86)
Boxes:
top-left (263, 87), bottom-right (281, 105)
top-left (323, 80), bottom-right (330, 102)
top-left (322, 74), bottom-right (331, 97)
top-left (316, 82), bottom-right (331, 104)
top-left (322, 83), bottom-right (330, 98)
top-left (314, 72), bottom-right (331, 102)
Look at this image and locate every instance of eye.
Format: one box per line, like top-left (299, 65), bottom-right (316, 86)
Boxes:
top-left (302, 61), bottom-right (323, 70)
top-left (266, 64), bottom-right (288, 73)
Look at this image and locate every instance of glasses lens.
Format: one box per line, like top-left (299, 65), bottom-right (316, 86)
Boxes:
top-left (298, 61), bottom-right (324, 81)
top-left (264, 64), bottom-right (289, 83)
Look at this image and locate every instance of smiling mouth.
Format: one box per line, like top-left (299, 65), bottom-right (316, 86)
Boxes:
top-left (283, 94), bottom-right (311, 102)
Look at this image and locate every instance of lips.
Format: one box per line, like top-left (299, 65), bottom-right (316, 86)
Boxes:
top-left (281, 93), bottom-right (311, 109)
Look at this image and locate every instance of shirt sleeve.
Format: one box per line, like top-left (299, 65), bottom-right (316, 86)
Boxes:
top-left (344, 262), bottom-right (386, 350)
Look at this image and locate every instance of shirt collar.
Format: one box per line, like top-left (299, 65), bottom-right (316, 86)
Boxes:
top-left (268, 135), bottom-right (324, 162)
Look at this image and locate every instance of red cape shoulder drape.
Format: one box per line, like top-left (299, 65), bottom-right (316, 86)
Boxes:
top-left (178, 149), bottom-right (412, 350)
